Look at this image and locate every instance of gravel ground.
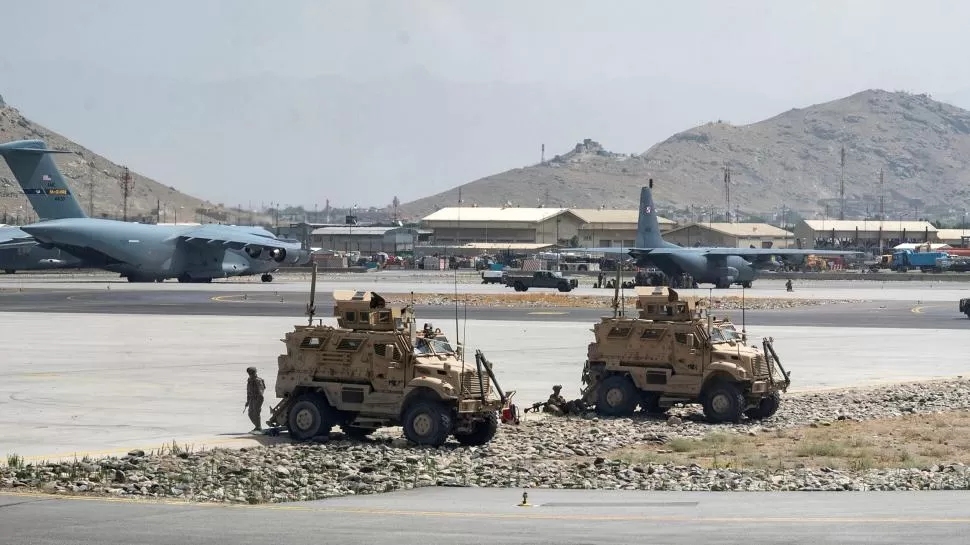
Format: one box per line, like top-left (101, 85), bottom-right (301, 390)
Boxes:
top-left (383, 293), bottom-right (861, 310)
top-left (5, 378), bottom-right (970, 501)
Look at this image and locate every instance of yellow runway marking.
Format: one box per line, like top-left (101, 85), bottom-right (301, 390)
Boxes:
top-left (910, 304), bottom-right (942, 314)
top-left (3, 491), bottom-right (970, 524)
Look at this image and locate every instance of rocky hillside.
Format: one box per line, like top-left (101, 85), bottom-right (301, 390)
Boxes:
top-left (399, 90), bottom-right (970, 222)
top-left (0, 98), bottom-right (257, 224)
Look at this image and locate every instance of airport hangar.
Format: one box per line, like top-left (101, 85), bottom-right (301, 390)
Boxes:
top-left (418, 206), bottom-right (677, 256)
top-left (791, 219), bottom-right (947, 250)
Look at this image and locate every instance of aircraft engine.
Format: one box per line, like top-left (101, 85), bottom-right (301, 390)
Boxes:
top-left (244, 245), bottom-right (262, 259)
top-left (716, 266), bottom-right (739, 283)
top-left (269, 248), bottom-right (286, 262)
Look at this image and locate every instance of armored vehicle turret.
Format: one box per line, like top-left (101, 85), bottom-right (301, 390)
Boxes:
top-left (580, 286), bottom-right (790, 423)
top-left (267, 273), bottom-right (510, 447)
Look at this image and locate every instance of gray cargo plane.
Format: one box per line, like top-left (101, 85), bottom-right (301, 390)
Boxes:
top-left (0, 139), bottom-right (310, 282)
top-left (571, 179), bottom-right (860, 288)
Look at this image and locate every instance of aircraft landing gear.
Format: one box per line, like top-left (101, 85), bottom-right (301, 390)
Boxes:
top-left (261, 273), bottom-right (274, 283)
top-left (4, 269), bottom-right (15, 274)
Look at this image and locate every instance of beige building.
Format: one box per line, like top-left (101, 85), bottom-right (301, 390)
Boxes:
top-left (570, 209), bottom-right (676, 248)
top-left (421, 207), bottom-right (676, 248)
top-left (421, 207), bottom-right (584, 245)
top-left (664, 222), bottom-right (794, 249)
top-left (793, 220), bottom-right (937, 249)
top-left (935, 228), bottom-right (970, 247)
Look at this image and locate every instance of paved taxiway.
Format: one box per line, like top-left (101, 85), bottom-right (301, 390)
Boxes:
top-left (3, 488), bottom-right (970, 545)
top-left (0, 287), bottom-right (966, 329)
top-left (3, 311), bottom-right (970, 461)
top-left (1, 271), bottom-right (969, 301)
top-left (1, 271), bottom-right (968, 460)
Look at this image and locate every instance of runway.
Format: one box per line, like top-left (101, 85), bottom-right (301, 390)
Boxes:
top-left (0, 287), bottom-right (965, 329)
top-left (3, 488), bottom-right (970, 545)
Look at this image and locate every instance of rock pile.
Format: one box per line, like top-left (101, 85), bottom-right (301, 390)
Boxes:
top-left (5, 378), bottom-right (969, 502)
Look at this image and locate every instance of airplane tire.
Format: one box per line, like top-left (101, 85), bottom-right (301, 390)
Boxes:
top-left (742, 281), bottom-right (752, 288)
top-left (4, 269), bottom-right (15, 274)
top-left (261, 274), bottom-right (273, 283)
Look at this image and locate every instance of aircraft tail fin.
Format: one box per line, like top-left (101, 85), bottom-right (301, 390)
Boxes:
top-left (635, 179), bottom-right (667, 248)
top-left (0, 140), bottom-right (87, 220)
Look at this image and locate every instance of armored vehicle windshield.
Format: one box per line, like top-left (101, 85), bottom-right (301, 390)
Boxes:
top-left (415, 336), bottom-right (455, 355)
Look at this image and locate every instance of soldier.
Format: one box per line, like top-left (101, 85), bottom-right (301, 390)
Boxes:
top-left (543, 385), bottom-right (568, 416)
top-left (245, 367), bottom-right (266, 432)
top-left (785, 279), bottom-right (793, 292)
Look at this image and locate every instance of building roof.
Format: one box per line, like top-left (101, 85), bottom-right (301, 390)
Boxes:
top-left (457, 242), bottom-right (554, 250)
top-left (935, 229), bottom-right (970, 241)
top-left (800, 220), bottom-right (937, 233)
top-left (570, 209), bottom-right (675, 225)
top-left (312, 226), bottom-right (401, 236)
top-left (421, 207), bottom-right (570, 223)
top-left (668, 222), bottom-right (792, 238)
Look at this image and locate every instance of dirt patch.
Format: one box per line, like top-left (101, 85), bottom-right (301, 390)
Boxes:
top-left (609, 411), bottom-right (970, 471)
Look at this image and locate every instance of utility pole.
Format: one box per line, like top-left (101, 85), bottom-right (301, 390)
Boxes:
top-left (87, 159), bottom-right (96, 217)
top-left (156, 199), bottom-right (160, 224)
top-left (119, 166), bottom-right (133, 222)
top-left (541, 143), bottom-right (545, 164)
top-left (723, 167), bottom-right (731, 223)
top-left (879, 169), bottom-right (885, 221)
top-left (839, 145), bottom-right (846, 220)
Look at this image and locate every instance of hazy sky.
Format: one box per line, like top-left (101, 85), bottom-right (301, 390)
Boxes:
top-left (3, 0), bottom-right (970, 208)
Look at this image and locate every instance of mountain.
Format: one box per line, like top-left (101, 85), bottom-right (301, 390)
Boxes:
top-left (0, 99), bottom-right (257, 224)
top-left (399, 90), bottom-right (970, 223)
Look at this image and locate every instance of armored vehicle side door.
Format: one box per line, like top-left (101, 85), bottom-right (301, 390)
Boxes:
top-left (371, 341), bottom-right (407, 394)
top-left (664, 325), bottom-right (705, 393)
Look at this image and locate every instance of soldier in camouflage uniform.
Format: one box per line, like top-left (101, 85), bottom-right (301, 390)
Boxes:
top-left (245, 367), bottom-right (266, 432)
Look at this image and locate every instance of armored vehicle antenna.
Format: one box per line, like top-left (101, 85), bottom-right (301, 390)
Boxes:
top-left (740, 285), bottom-right (747, 342)
top-left (306, 262), bottom-right (318, 326)
top-left (611, 260), bottom-right (621, 317)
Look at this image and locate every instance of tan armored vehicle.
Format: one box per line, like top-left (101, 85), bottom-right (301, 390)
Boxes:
top-left (580, 286), bottom-right (790, 423)
top-left (267, 271), bottom-right (510, 447)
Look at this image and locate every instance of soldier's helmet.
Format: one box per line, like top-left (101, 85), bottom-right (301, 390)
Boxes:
top-left (552, 384), bottom-right (562, 392)
top-left (246, 367), bottom-right (257, 374)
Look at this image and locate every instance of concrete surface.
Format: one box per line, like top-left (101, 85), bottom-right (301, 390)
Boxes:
top-left (3, 488), bottom-right (970, 544)
top-left (0, 288), bottom-right (966, 329)
top-left (3, 312), bottom-right (970, 462)
top-left (1, 271), bottom-right (969, 301)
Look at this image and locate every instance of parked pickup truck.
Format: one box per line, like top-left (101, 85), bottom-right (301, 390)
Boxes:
top-left (505, 270), bottom-right (579, 292)
top-left (960, 298), bottom-right (970, 318)
top-left (481, 270), bottom-right (506, 284)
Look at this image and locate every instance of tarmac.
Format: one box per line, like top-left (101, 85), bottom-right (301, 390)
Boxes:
top-left (2, 271), bottom-right (970, 544)
top-left (3, 488), bottom-right (970, 545)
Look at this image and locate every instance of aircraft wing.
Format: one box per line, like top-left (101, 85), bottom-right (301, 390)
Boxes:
top-left (176, 225), bottom-right (302, 251)
top-left (630, 247), bottom-right (863, 258)
top-left (0, 228), bottom-right (38, 249)
top-left (696, 248), bottom-right (863, 258)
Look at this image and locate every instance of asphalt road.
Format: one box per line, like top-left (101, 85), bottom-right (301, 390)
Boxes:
top-left (3, 488), bottom-right (970, 545)
top-left (0, 287), bottom-right (965, 329)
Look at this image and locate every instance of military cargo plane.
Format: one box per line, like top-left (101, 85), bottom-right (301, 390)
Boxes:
top-left (569, 179), bottom-right (860, 288)
top-left (0, 139), bottom-right (310, 282)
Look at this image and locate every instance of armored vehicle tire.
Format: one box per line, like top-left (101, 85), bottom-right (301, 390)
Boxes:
top-left (557, 283), bottom-right (571, 292)
top-left (513, 281), bottom-right (527, 291)
top-left (287, 393), bottom-right (337, 441)
top-left (403, 400), bottom-right (453, 446)
top-left (702, 381), bottom-right (745, 423)
top-left (595, 375), bottom-right (639, 417)
top-left (340, 424), bottom-right (376, 440)
top-left (744, 392), bottom-right (781, 420)
top-left (454, 412), bottom-right (498, 446)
